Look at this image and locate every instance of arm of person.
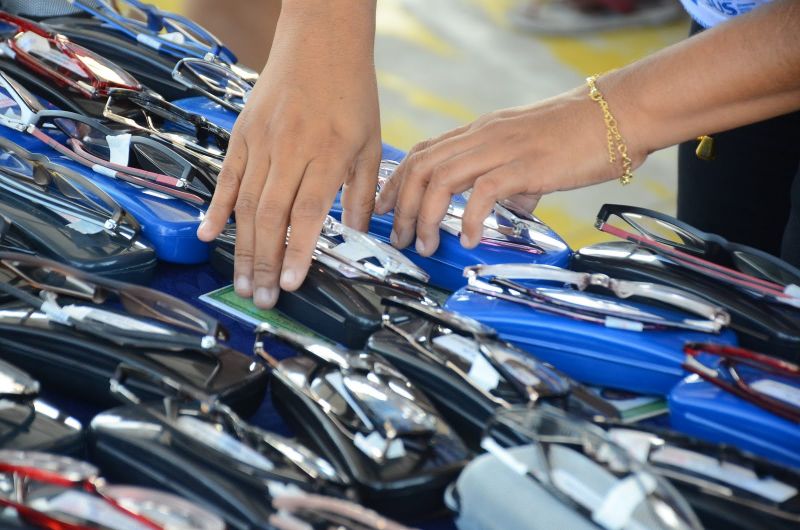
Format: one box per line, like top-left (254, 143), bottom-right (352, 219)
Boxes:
top-left (375, 0), bottom-right (800, 256)
top-left (198, 0), bottom-right (381, 309)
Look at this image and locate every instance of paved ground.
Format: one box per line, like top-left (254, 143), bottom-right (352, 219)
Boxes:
top-left (158, 0), bottom-right (690, 249)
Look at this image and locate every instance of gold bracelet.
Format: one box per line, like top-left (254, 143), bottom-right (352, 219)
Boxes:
top-left (586, 74), bottom-right (634, 185)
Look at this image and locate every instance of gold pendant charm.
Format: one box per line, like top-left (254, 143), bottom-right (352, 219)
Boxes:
top-left (695, 135), bottom-right (715, 161)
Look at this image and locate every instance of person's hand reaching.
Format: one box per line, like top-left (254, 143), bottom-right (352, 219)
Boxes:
top-left (197, 1), bottom-right (381, 309)
top-left (374, 83), bottom-right (648, 256)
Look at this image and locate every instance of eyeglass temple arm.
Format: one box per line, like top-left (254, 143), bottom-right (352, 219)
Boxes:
top-left (464, 263), bottom-right (590, 287)
top-left (380, 296), bottom-right (496, 338)
top-left (684, 342), bottom-right (800, 373)
top-left (254, 322), bottom-right (350, 370)
top-left (612, 280), bottom-right (730, 327)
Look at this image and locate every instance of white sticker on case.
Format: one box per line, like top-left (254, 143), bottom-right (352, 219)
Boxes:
top-left (106, 134), bottom-right (132, 167)
top-left (604, 316), bottom-right (644, 332)
top-left (650, 446), bottom-right (798, 503)
top-left (751, 378), bottom-right (800, 408)
top-left (91, 164), bottom-right (117, 178)
top-left (433, 334), bottom-right (501, 391)
top-left (136, 33), bottom-right (163, 50)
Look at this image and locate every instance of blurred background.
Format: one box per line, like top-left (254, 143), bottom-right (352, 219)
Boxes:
top-left (154, 0), bottom-right (690, 249)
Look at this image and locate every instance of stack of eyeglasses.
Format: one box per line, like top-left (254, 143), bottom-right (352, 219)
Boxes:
top-left (576, 204), bottom-right (800, 360)
top-left (450, 406), bottom-right (704, 530)
top-left (0, 450), bottom-right (227, 529)
top-left (329, 160), bottom-right (573, 291)
top-left (445, 262), bottom-right (736, 395)
top-left (212, 216), bottom-right (435, 348)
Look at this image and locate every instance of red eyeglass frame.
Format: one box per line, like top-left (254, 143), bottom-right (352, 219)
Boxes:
top-left (683, 342), bottom-right (800, 423)
top-left (0, 13), bottom-right (141, 98)
top-left (0, 461), bottom-right (163, 530)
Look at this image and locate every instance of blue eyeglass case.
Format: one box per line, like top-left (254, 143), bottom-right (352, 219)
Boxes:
top-left (444, 287), bottom-right (738, 396)
top-left (669, 370), bottom-right (800, 469)
top-left (0, 127), bottom-right (209, 264)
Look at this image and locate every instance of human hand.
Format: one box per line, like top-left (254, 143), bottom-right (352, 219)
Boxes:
top-left (374, 84), bottom-right (647, 256)
top-left (197, 1), bottom-right (381, 308)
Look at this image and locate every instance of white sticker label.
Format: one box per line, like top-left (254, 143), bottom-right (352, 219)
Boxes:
top-left (650, 446), bottom-right (798, 503)
top-left (354, 431), bottom-right (406, 461)
top-left (176, 416), bottom-right (276, 472)
top-left (31, 490), bottom-right (151, 530)
top-left (92, 164), bottom-right (117, 178)
top-left (332, 240), bottom-right (375, 263)
top-left (592, 472), bottom-right (657, 530)
top-left (136, 33), bottom-right (163, 50)
top-left (159, 31), bottom-right (187, 45)
top-left (604, 316), bottom-right (644, 332)
top-left (433, 334), bottom-right (501, 391)
top-left (17, 32), bottom-right (88, 79)
top-left (60, 305), bottom-right (173, 335)
top-left (106, 134), bottom-right (132, 167)
top-left (751, 379), bottom-right (800, 408)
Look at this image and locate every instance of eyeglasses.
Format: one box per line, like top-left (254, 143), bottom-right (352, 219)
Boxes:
top-left (255, 321), bottom-right (443, 464)
top-left (0, 450), bottom-right (225, 530)
top-left (104, 88), bottom-right (228, 163)
top-left (67, 0), bottom-right (240, 66)
top-left (0, 135), bottom-right (139, 240)
top-left (376, 161), bottom-right (568, 255)
top-left (0, 13), bottom-right (141, 98)
top-left (464, 263), bottom-right (730, 333)
top-left (483, 406), bottom-right (703, 530)
top-left (683, 342), bottom-right (800, 423)
top-left (110, 363), bottom-right (347, 490)
top-left (596, 204), bottom-right (800, 308)
top-left (607, 427), bottom-right (800, 524)
top-left (172, 57), bottom-right (253, 113)
top-left (0, 251), bottom-right (227, 351)
top-left (379, 295), bottom-right (577, 408)
top-left (316, 215), bottom-right (430, 294)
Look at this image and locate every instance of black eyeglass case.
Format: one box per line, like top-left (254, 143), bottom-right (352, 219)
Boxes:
top-left (268, 354), bottom-right (471, 519)
top-left (596, 422), bottom-right (800, 530)
top-left (211, 237), bottom-right (428, 349)
top-left (0, 194), bottom-right (158, 284)
top-left (572, 242), bottom-right (800, 361)
top-left (41, 17), bottom-right (190, 100)
top-left (366, 319), bottom-right (618, 450)
top-left (89, 405), bottom-right (275, 530)
top-left (0, 325), bottom-right (268, 417)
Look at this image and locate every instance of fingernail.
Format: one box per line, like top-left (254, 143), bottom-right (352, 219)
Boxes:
top-left (390, 230), bottom-right (399, 247)
top-left (460, 233), bottom-right (473, 248)
top-left (415, 237), bottom-right (426, 255)
top-left (234, 275), bottom-right (251, 295)
top-left (196, 220), bottom-right (207, 237)
top-left (254, 287), bottom-right (279, 308)
top-left (280, 269), bottom-right (297, 289)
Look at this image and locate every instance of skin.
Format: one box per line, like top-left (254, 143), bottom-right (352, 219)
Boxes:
top-left (199, 0), bottom-right (800, 309)
top-left (197, 0), bottom-right (380, 308)
top-left (376, 0), bottom-right (800, 256)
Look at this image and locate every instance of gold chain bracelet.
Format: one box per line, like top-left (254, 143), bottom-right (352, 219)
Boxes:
top-left (586, 74), bottom-right (634, 185)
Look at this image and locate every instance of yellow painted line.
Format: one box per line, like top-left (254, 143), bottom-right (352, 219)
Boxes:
top-left (540, 19), bottom-right (690, 76)
top-left (376, 0), bottom-right (455, 57)
top-left (380, 113), bottom-right (431, 151)
top-left (377, 70), bottom-right (478, 124)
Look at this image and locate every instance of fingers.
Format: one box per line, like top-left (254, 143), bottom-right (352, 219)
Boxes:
top-left (374, 124), bottom-right (470, 215)
top-left (341, 146), bottom-right (380, 231)
top-left (461, 165), bottom-right (528, 248)
top-left (198, 129), bottom-right (247, 241)
top-left (231, 154), bottom-right (271, 299)
top-left (411, 147), bottom-right (494, 256)
top-left (249, 157), bottom-right (306, 308)
top-left (280, 158), bottom-right (346, 292)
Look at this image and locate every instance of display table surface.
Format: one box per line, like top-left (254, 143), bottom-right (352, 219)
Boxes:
top-left (41, 261), bottom-right (458, 530)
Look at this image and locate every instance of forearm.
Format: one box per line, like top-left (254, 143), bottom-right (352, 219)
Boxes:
top-left (602, 0), bottom-right (800, 159)
top-left (277, 0), bottom-right (377, 71)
